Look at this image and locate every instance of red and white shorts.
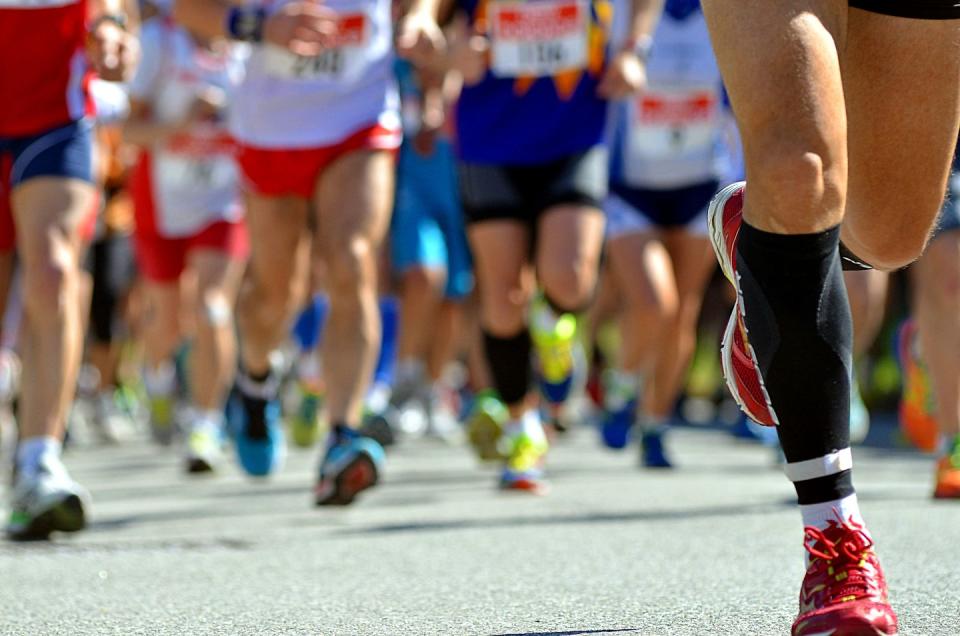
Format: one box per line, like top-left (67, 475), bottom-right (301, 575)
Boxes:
top-left (133, 220), bottom-right (248, 283)
top-left (237, 122), bottom-right (401, 199)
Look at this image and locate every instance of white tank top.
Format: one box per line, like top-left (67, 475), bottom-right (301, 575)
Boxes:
top-left (610, 8), bottom-right (732, 189)
top-left (231, 0), bottom-right (400, 149)
top-left (129, 19), bottom-right (245, 237)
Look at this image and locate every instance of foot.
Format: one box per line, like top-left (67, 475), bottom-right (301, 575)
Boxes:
top-left (707, 182), bottom-right (778, 427)
top-left (228, 387), bottom-right (285, 477)
top-left (599, 370), bottom-right (639, 450)
top-left (895, 320), bottom-right (938, 452)
top-left (91, 391), bottom-right (128, 445)
top-left (640, 427), bottom-right (673, 468)
top-left (530, 294), bottom-right (578, 405)
top-left (934, 436), bottom-right (960, 499)
top-left (288, 382), bottom-right (325, 449)
top-left (6, 458), bottom-right (90, 541)
top-left (498, 415), bottom-right (549, 494)
top-left (148, 393), bottom-right (177, 446)
top-left (315, 426), bottom-right (385, 506)
top-left (792, 517), bottom-right (897, 636)
top-left (185, 419), bottom-right (225, 474)
top-left (466, 390), bottom-right (508, 462)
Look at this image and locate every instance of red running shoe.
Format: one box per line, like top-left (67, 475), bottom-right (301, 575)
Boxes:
top-left (706, 182), bottom-right (778, 426)
top-left (792, 516), bottom-right (898, 636)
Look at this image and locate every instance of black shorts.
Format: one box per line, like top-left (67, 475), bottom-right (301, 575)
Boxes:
top-left (850, 0), bottom-right (960, 19)
top-left (459, 146), bottom-right (608, 225)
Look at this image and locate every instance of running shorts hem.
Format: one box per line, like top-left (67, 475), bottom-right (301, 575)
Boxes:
top-left (459, 146), bottom-right (608, 225)
top-left (238, 122), bottom-right (401, 199)
top-left (134, 220), bottom-right (249, 283)
top-left (849, 0), bottom-right (960, 19)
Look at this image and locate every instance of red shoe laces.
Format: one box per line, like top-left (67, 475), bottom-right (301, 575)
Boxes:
top-left (802, 518), bottom-right (880, 603)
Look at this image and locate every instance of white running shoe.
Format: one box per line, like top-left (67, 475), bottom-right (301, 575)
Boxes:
top-left (6, 457), bottom-right (90, 540)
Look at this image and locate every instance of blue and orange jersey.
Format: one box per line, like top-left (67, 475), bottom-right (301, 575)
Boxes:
top-left (455, 0), bottom-right (614, 165)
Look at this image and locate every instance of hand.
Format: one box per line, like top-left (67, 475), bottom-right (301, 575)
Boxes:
top-left (597, 50), bottom-right (646, 100)
top-left (263, 1), bottom-right (338, 56)
top-left (88, 20), bottom-right (138, 82)
top-left (396, 11), bottom-right (446, 69)
top-left (447, 14), bottom-right (488, 86)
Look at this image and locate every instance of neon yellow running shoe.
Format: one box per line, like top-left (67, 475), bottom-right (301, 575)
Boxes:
top-left (498, 413), bottom-right (549, 493)
top-left (530, 294), bottom-right (578, 405)
top-left (289, 382), bottom-right (325, 448)
top-left (149, 394), bottom-right (176, 446)
top-left (467, 390), bottom-right (508, 461)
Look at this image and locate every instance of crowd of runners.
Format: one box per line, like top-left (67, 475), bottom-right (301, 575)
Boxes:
top-left (2, 0), bottom-right (958, 633)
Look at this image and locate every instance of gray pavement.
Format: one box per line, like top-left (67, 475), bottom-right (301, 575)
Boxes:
top-left (2, 424), bottom-right (959, 636)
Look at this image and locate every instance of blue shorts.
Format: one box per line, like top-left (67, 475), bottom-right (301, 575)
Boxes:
top-left (0, 119), bottom-right (93, 188)
top-left (0, 119), bottom-right (95, 251)
top-left (391, 139), bottom-right (473, 300)
top-left (605, 180), bottom-right (719, 240)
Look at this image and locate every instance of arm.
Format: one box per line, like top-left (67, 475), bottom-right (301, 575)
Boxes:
top-left (173, 0), bottom-right (335, 56)
top-left (122, 99), bottom-right (187, 148)
top-left (597, 0), bottom-right (664, 99)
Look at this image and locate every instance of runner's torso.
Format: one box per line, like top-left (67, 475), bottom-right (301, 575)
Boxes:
top-left (610, 1), bottom-right (729, 189)
top-left (131, 19), bottom-right (244, 237)
top-left (0, 0), bottom-right (90, 137)
top-left (455, 0), bottom-right (613, 165)
top-left (232, 0), bottom-right (399, 149)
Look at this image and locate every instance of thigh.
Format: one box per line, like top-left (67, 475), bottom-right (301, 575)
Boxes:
top-left (660, 230), bottom-right (716, 316)
top-left (842, 10), bottom-right (960, 256)
top-left (701, 0), bottom-right (848, 230)
top-left (12, 177), bottom-right (97, 262)
top-left (315, 150), bottom-right (395, 265)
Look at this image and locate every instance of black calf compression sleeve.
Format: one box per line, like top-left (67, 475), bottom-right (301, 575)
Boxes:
top-left (482, 329), bottom-right (532, 406)
top-left (736, 222), bottom-right (855, 504)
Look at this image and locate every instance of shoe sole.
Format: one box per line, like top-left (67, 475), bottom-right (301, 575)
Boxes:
top-left (315, 454), bottom-right (379, 506)
top-left (8, 494), bottom-right (86, 541)
top-left (707, 183), bottom-right (778, 428)
top-left (186, 457), bottom-right (216, 474)
top-left (500, 478), bottom-right (550, 496)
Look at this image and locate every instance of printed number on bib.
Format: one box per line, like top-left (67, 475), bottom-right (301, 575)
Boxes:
top-left (489, 0), bottom-right (588, 78)
top-left (262, 13), bottom-right (368, 82)
top-left (157, 154), bottom-right (234, 193)
top-left (628, 88), bottom-right (719, 160)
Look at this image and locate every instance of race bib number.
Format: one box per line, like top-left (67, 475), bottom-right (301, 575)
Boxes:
top-left (157, 154), bottom-right (234, 192)
top-left (261, 13), bottom-right (369, 82)
top-left (628, 88), bottom-right (719, 160)
top-left (489, 0), bottom-right (588, 78)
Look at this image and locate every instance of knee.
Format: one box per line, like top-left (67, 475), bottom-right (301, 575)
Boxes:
top-left (844, 225), bottom-right (928, 272)
top-left (748, 145), bottom-right (845, 233)
top-left (403, 266), bottom-right (444, 298)
top-left (196, 289), bottom-right (235, 331)
top-left (22, 245), bottom-right (76, 320)
top-left (540, 259), bottom-right (596, 312)
top-left (481, 284), bottom-right (527, 336)
top-left (327, 238), bottom-right (376, 300)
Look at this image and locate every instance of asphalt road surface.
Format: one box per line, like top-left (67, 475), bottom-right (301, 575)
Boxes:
top-left (2, 423), bottom-right (959, 636)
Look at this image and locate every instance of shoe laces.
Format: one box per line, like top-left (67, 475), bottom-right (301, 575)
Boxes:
top-left (801, 516), bottom-right (883, 606)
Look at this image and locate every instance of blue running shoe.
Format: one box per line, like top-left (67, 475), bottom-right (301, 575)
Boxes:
top-left (315, 426), bottom-right (385, 506)
top-left (229, 390), bottom-right (285, 477)
top-left (640, 426), bottom-right (673, 469)
top-left (601, 400), bottom-right (636, 450)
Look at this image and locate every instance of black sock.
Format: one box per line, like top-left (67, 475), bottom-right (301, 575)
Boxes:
top-left (736, 222), bottom-right (855, 505)
top-left (482, 329), bottom-right (532, 407)
top-left (237, 365), bottom-right (276, 441)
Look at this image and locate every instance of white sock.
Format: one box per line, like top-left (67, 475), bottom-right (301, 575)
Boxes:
top-left (505, 410), bottom-right (547, 443)
top-left (799, 493), bottom-right (864, 531)
top-left (144, 360), bottom-right (176, 397)
top-left (190, 408), bottom-right (224, 435)
top-left (16, 436), bottom-right (62, 478)
top-left (636, 413), bottom-right (667, 433)
top-left (604, 369), bottom-right (640, 411)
